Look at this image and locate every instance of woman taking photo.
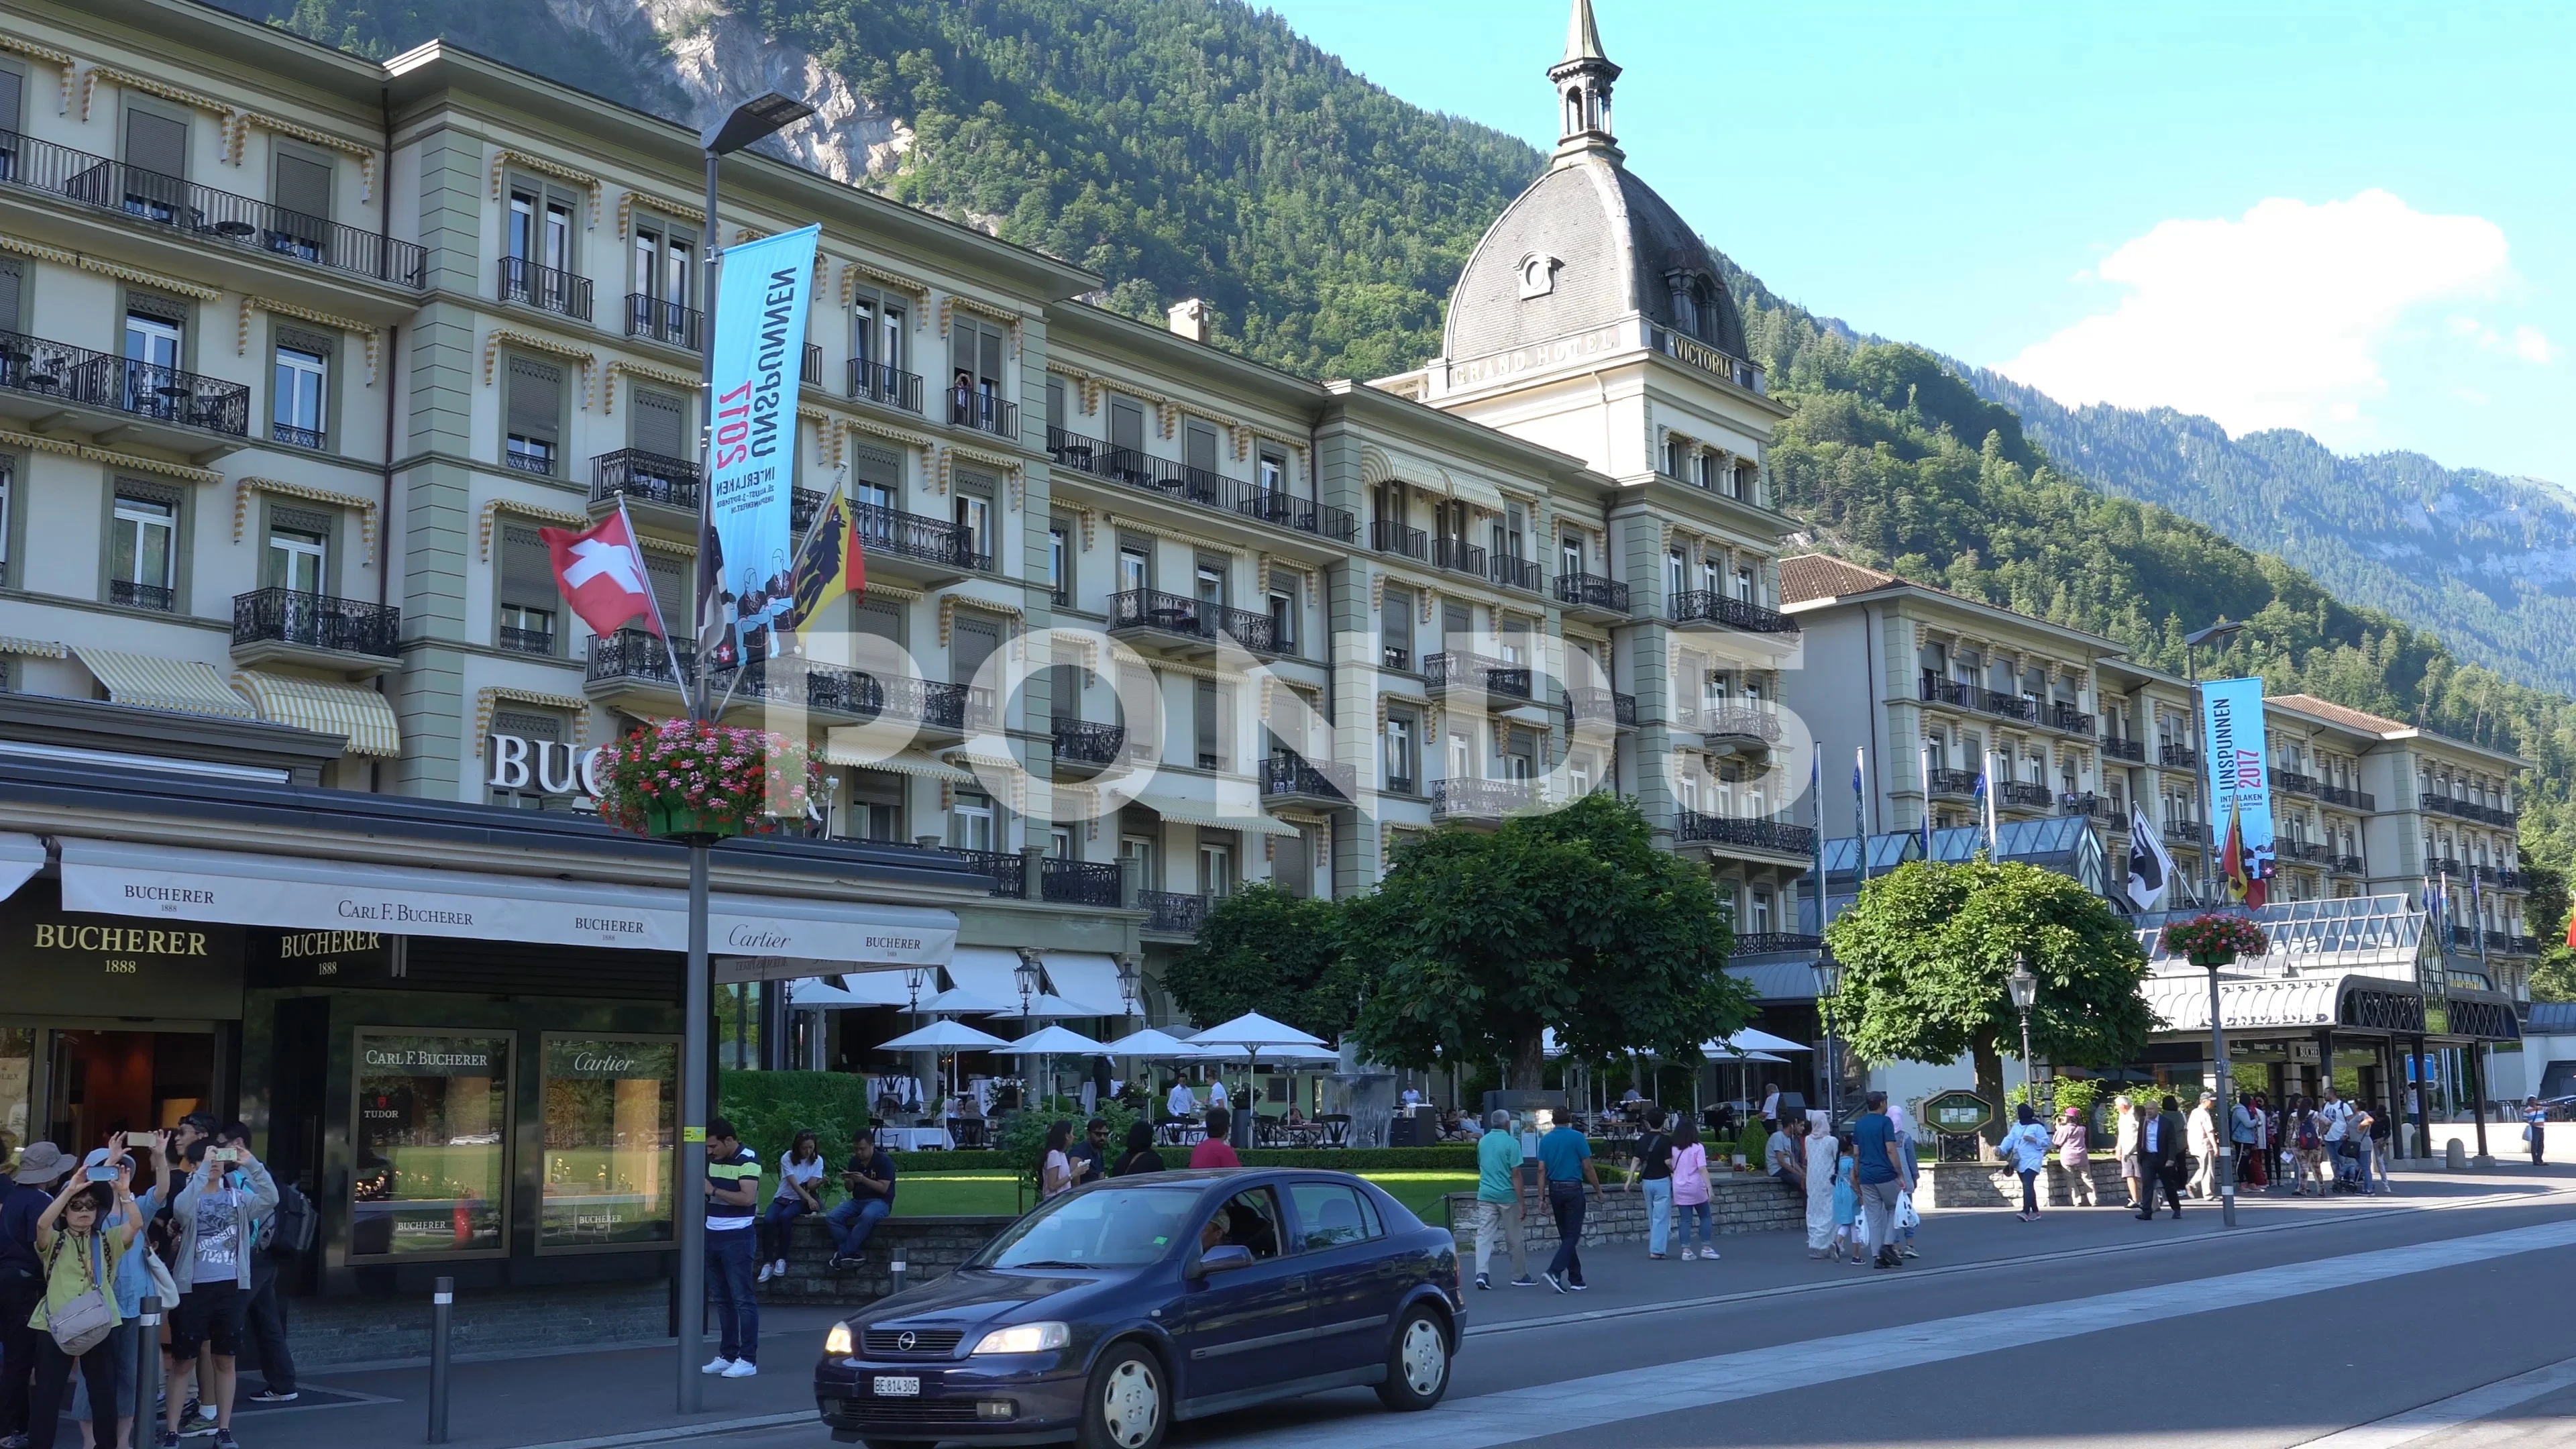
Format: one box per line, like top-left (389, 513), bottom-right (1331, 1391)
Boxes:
top-left (30, 1158), bottom-right (139, 1448)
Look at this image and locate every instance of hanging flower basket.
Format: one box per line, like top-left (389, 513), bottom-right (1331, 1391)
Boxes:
top-left (2161, 912), bottom-right (2269, 969)
top-left (595, 719), bottom-right (809, 841)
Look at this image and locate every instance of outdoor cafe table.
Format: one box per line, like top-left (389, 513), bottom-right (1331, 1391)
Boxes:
top-left (875, 1125), bottom-right (955, 1152)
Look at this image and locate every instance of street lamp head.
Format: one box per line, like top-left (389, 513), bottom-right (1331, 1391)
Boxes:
top-left (1115, 954), bottom-right (1140, 1011)
top-left (701, 92), bottom-right (817, 155)
top-left (2184, 620), bottom-right (2245, 651)
top-left (1811, 952), bottom-right (1843, 1000)
top-left (2007, 963), bottom-right (2038, 1012)
top-left (1013, 947), bottom-right (1042, 1005)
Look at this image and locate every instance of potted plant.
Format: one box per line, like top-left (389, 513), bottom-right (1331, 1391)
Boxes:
top-left (595, 718), bottom-right (809, 841)
top-left (2159, 912), bottom-right (2269, 968)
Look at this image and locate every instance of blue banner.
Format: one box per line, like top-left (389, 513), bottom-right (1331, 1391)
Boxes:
top-left (2199, 676), bottom-right (2275, 883)
top-left (705, 224), bottom-right (821, 654)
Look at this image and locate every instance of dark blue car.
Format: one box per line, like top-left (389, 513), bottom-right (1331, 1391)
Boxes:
top-left (814, 1168), bottom-right (1464, 1449)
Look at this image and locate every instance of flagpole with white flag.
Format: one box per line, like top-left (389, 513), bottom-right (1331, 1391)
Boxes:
top-left (2128, 803), bottom-right (2176, 912)
top-left (1982, 749), bottom-right (2000, 857)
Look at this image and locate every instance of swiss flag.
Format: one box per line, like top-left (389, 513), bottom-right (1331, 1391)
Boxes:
top-left (539, 511), bottom-right (664, 639)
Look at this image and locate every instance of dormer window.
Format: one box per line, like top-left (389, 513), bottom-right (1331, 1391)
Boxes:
top-left (1519, 253), bottom-right (1562, 299)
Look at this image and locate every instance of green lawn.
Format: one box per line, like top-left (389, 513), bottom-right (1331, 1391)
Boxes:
top-left (885, 1171), bottom-right (1476, 1224)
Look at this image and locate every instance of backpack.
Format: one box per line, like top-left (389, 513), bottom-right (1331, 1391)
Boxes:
top-left (258, 1183), bottom-right (317, 1257)
top-left (2295, 1114), bottom-right (2319, 1152)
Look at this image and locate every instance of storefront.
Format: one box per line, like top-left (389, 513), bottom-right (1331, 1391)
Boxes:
top-left (0, 751), bottom-right (979, 1307)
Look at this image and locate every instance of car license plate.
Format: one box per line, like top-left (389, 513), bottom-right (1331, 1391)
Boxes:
top-left (873, 1376), bottom-right (921, 1397)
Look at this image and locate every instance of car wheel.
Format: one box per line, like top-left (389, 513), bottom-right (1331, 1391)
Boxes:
top-left (1078, 1342), bottom-right (1167, 1449)
top-left (1374, 1305), bottom-right (1450, 1411)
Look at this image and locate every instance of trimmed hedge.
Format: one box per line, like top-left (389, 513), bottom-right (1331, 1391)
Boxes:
top-left (715, 1069), bottom-right (872, 1175)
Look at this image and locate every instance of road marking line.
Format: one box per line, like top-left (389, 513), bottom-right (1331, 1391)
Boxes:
top-left (1236, 1213), bottom-right (2576, 1449)
top-left (2292, 1354), bottom-right (2576, 1448)
top-left (1470, 1181), bottom-right (2576, 1338)
top-left (511, 1410), bottom-right (816, 1449)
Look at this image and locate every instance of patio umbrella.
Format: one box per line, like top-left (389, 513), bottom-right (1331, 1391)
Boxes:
top-left (1709, 1027), bottom-right (1814, 1056)
top-left (875, 1018), bottom-right (1012, 1112)
top-left (1189, 1013), bottom-right (1329, 1132)
top-left (986, 992), bottom-right (1118, 1021)
top-left (992, 1024), bottom-right (1112, 1105)
top-left (918, 987), bottom-right (1010, 1016)
top-left (1104, 1028), bottom-right (1207, 1059)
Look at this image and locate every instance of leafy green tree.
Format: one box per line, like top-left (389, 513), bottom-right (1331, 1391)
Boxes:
top-left (1825, 860), bottom-right (2151, 1142)
top-left (1346, 793), bottom-right (1748, 1087)
top-left (1159, 883), bottom-right (1361, 1041)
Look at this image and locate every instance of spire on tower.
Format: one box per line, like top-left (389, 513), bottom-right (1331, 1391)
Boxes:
top-left (1548, 0), bottom-right (1621, 160)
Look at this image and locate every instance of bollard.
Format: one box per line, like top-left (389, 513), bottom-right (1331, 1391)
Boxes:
top-left (427, 1275), bottom-right (454, 1444)
top-left (888, 1258), bottom-right (908, 1295)
top-left (131, 1295), bottom-right (160, 1449)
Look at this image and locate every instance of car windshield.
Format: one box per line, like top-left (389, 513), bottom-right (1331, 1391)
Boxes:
top-left (973, 1185), bottom-right (1203, 1270)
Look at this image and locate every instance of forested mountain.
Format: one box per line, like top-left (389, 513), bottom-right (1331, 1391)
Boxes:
top-left (224, 0), bottom-right (2576, 912)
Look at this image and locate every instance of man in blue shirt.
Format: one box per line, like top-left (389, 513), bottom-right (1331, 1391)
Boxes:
top-left (1472, 1111), bottom-right (1534, 1289)
top-left (1536, 1115), bottom-right (1600, 1293)
top-left (1849, 1091), bottom-right (1907, 1269)
top-left (826, 1126), bottom-right (899, 1270)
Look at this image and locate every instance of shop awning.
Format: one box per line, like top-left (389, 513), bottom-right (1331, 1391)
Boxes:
top-left (944, 945), bottom-right (1032, 1008)
top-left (231, 673), bottom-right (401, 757)
top-left (55, 837), bottom-right (956, 966)
top-left (0, 636), bottom-right (65, 659)
top-left (1438, 472), bottom-right (1508, 515)
top-left (1133, 791), bottom-right (1303, 838)
top-left (0, 833), bottom-right (43, 903)
top-left (789, 973), bottom-right (919, 1009)
top-left (826, 746), bottom-right (973, 782)
top-left (1042, 952), bottom-right (1138, 1018)
top-left (2143, 973), bottom-right (2341, 1034)
top-left (72, 648), bottom-right (258, 720)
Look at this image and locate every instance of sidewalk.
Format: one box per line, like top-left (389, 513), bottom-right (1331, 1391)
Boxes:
top-left (166, 1163), bottom-right (2576, 1449)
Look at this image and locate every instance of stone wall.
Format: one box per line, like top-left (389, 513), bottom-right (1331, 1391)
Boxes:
top-left (1913, 1157), bottom-right (2131, 1210)
top-left (1447, 1173), bottom-right (1804, 1258)
top-left (758, 1213), bottom-right (1017, 1305)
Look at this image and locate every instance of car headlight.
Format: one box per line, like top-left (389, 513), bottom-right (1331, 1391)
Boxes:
top-left (971, 1322), bottom-right (1070, 1355)
top-left (824, 1322), bottom-right (854, 1357)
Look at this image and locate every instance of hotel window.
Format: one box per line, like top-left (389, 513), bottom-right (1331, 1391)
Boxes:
top-left (1666, 548), bottom-right (1686, 600)
top-left (496, 525), bottom-right (560, 655)
top-left (263, 508), bottom-right (329, 594)
top-left (1194, 678), bottom-right (1222, 771)
top-left (1198, 842), bottom-right (1236, 898)
top-left (1735, 566), bottom-right (1756, 604)
top-left (1700, 554), bottom-right (1720, 597)
top-left (1258, 449), bottom-right (1288, 496)
top-left (1384, 712), bottom-right (1416, 792)
top-left (1381, 586), bottom-right (1411, 668)
top-left (953, 474), bottom-right (994, 563)
top-left (537, 1036), bottom-right (678, 1252)
top-left (352, 1032), bottom-right (511, 1258)
top-left (1121, 833), bottom-right (1157, 893)
top-left (1049, 526), bottom-right (1069, 606)
top-left (1118, 543), bottom-right (1150, 596)
top-left (852, 288), bottom-right (908, 388)
top-left (1751, 889), bottom-right (1774, 934)
top-left (487, 710), bottom-right (566, 808)
top-left (1560, 533), bottom-right (1583, 579)
top-left (0, 457), bottom-right (13, 589)
top-left (507, 183), bottom-right (577, 274)
top-left (503, 356), bottom-right (564, 475)
top-left (1662, 434), bottom-right (1687, 478)
top-left (109, 488), bottom-right (178, 611)
top-left (1568, 753), bottom-right (1595, 797)
top-left (629, 217), bottom-right (696, 345)
top-left (120, 102), bottom-right (189, 211)
top-left (1267, 584), bottom-right (1297, 655)
top-left (270, 333), bottom-right (329, 450)
top-left (1447, 732), bottom-right (1472, 783)
top-left (951, 791), bottom-right (996, 852)
top-left (949, 317), bottom-right (1006, 431)
top-left (123, 301), bottom-right (184, 420)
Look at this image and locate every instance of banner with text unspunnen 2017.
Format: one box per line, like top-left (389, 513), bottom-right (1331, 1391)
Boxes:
top-left (704, 223), bottom-right (822, 661)
top-left (2199, 676), bottom-right (2275, 888)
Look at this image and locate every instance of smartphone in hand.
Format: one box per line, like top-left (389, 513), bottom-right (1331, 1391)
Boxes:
top-left (125, 1132), bottom-right (159, 1150)
top-left (207, 1147), bottom-right (241, 1164)
top-left (85, 1165), bottom-right (120, 1183)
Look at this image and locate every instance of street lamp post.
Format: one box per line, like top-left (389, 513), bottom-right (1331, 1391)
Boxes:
top-left (2008, 959), bottom-right (2039, 1142)
top-left (676, 90), bottom-right (814, 1417)
top-left (1811, 953), bottom-right (1843, 1120)
top-left (2184, 619), bottom-right (2245, 1230)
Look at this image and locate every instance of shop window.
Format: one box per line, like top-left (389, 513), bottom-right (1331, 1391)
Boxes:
top-left (352, 1032), bottom-right (511, 1258)
top-left (539, 1036), bottom-right (678, 1251)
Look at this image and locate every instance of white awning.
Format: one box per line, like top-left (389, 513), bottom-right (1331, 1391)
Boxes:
top-left (2143, 973), bottom-right (2342, 1034)
top-left (827, 747), bottom-right (973, 782)
top-left (1041, 952), bottom-right (1137, 1018)
top-left (1440, 472), bottom-right (1508, 514)
top-left (231, 673), bottom-right (400, 757)
top-left (943, 945), bottom-right (1031, 1006)
top-left (55, 838), bottom-right (956, 966)
top-left (73, 648), bottom-right (258, 720)
top-left (1133, 792), bottom-right (1303, 838)
top-left (790, 973), bottom-right (920, 1009)
top-left (0, 833), bottom-right (43, 903)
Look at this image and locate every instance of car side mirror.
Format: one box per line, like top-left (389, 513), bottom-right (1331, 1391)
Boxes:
top-left (1191, 1244), bottom-right (1253, 1278)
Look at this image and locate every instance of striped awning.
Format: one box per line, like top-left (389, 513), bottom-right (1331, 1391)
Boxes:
top-left (0, 635), bottom-right (65, 659)
top-left (72, 647), bottom-right (258, 720)
top-left (1134, 792), bottom-right (1303, 838)
top-left (824, 745), bottom-right (971, 782)
top-left (231, 672), bottom-right (401, 757)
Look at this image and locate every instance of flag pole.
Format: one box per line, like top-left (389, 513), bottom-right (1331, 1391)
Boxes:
top-left (619, 498), bottom-right (693, 692)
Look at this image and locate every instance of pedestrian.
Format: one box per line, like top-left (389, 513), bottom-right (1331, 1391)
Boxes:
top-left (0, 1142), bottom-right (69, 1448)
top-left (2290, 1095), bottom-right (2326, 1195)
top-left (2112, 1094), bottom-right (2143, 1212)
top-left (2318, 1085), bottom-right (2360, 1192)
top-left (70, 1140), bottom-right (164, 1449)
top-left (2000, 1103), bottom-right (2051, 1222)
top-left (1668, 1120), bottom-right (1715, 1263)
top-left (1851, 1092), bottom-right (1907, 1269)
top-left (2357, 1104), bottom-right (2391, 1195)
top-left (1888, 1102), bottom-right (1921, 1259)
top-left (1188, 1108), bottom-right (1240, 1169)
top-left (2136, 1094), bottom-right (2185, 1220)
top-left (215, 1121), bottom-right (301, 1414)
top-left (1624, 1112), bottom-right (1676, 1260)
top-left (1165, 1077), bottom-right (1197, 1123)
top-left (1767, 1114), bottom-right (1806, 1202)
top-left (1759, 1082), bottom-right (1780, 1134)
top-left (1112, 1122), bottom-right (1165, 1177)
top-left (2231, 1092), bottom-right (2261, 1191)
top-left (27, 1157), bottom-right (138, 1449)
top-left (824, 1127), bottom-right (897, 1270)
top-left (698, 1118), bottom-right (761, 1380)
top-left (2186, 1089), bottom-right (2220, 1199)
top-left (1039, 1121), bottom-right (1079, 1199)
top-left (164, 1131), bottom-right (279, 1445)
top-left (1204, 1076), bottom-right (1230, 1127)
top-left (2523, 1097), bottom-right (2547, 1167)
top-left (1829, 1145), bottom-right (1862, 1263)
top-left (1536, 1112), bottom-right (1600, 1293)
top-left (1069, 1119), bottom-right (1112, 1187)
top-left (757, 1130), bottom-right (825, 1285)
top-left (1803, 1112), bottom-right (1838, 1260)
top-left (1471, 1111), bottom-right (1534, 1289)
top-left (2053, 1106), bottom-right (2095, 1207)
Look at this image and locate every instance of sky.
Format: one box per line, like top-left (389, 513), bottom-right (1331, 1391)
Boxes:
top-left (1258, 1), bottom-right (2575, 486)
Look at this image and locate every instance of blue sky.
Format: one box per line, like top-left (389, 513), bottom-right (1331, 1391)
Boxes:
top-left (1260, 1), bottom-right (2573, 486)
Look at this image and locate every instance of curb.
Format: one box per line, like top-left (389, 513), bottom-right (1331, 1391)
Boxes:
top-left (512, 1410), bottom-right (818, 1449)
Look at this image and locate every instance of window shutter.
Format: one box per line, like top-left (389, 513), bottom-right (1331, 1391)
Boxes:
top-left (1185, 423), bottom-right (1217, 476)
top-left (1045, 377), bottom-right (1065, 431)
top-left (645, 552), bottom-right (687, 630)
top-left (854, 597), bottom-right (902, 643)
top-left (0, 67), bottom-right (22, 135)
top-left (0, 260), bottom-right (20, 335)
top-left (631, 386), bottom-right (686, 458)
top-left (505, 357), bottom-right (562, 441)
top-left (851, 443), bottom-right (900, 492)
top-left (952, 618), bottom-right (999, 686)
top-left (273, 152), bottom-right (332, 222)
top-left (123, 109), bottom-right (187, 178)
top-left (1109, 397), bottom-right (1144, 453)
top-left (490, 709), bottom-right (564, 745)
top-left (497, 525), bottom-right (556, 610)
top-left (977, 325), bottom-right (1002, 383)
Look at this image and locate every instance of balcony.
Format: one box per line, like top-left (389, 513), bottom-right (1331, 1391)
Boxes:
top-left (1381, 644), bottom-right (1411, 672)
top-left (270, 422), bottom-right (325, 451)
top-left (1919, 674), bottom-right (1972, 708)
top-left (231, 588), bottom-right (400, 673)
top-left (1646, 323), bottom-right (1766, 395)
top-left (2272, 769), bottom-right (2320, 798)
top-left (1042, 857), bottom-right (1123, 909)
top-left (1696, 705), bottom-right (1782, 750)
top-left (949, 388), bottom-right (1016, 439)
top-left (1732, 932), bottom-right (1823, 957)
top-left (1431, 536), bottom-right (1487, 578)
top-left (2317, 783), bottom-right (2376, 811)
top-left (498, 257), bottom-right (591, 321)
top-left (1371, 520), bottom-right (1429, 559)
top-left (1424, 652), bottom-right (1533, 702)
top-left (2479, 865), bottom-right (2530, 891)
top-left (1258, 753), bottom-right (1354, 808)
top-left (1050, 427), bottom-right (1356, 541)
top-left (849, 360), bottom-right (924, 414)
top-left (1140, 890), bottom-right (1210, 937)
top-left (624, 293), bottom-right (701, 351)
top-left (589, 449), bottom-right (700, 529)
top-left (2279, 840), bottom-right (2330, 865)
top-left (2332, 854), bottom-right (2367, 875)
top-left (848, 499), bottom-right (985, 584)
top-left (0, 327), bottom-right (249, 447)
top-left (1998, 780), bottom-right (2053, 809)
top-left (2061, 793), bottom-right (2123, 824)
top-left (1555, 572), bottom-right (1629, 619)
top-left (1491, 555), bottom-right (1542, 593)
top-left (2451, 925), bottom-right (2479, 953)
top-left (2101, 735), bottom-right (2145, 763)
top-left (2429, 856), bottom-right (2465, 879)
top-left (0, 127), bottom-right (425, 287)
top-left (2050, 704), bottom-right (2096, 736)
top-left (1982, 690), bottom-right (2039, 723)
top-left (1568, 688), bottom-right (1636, 731)
top-left (1432, 777), bottom-right (1536, 824)
top-left (2164, 820), bottom-right (2208, 847)
top-left (1671, 592), bottom-right (1799, 635)
top-left (1051, 720), bottom-right (1128, 774)
top-left (1108, 588), bottom-right (1279, 655)
top-left (584, 630), bottom-right (977, 733)
top-left (109, 579), bottom-right (174, 612)
top-left (950, 848), bottom-right (1027, 900)
top-left (2159, 743), bottom-right (2200, 769)
top-left (1676, 811), bottom-right (1819, 859)
top-left (2502, 934), bottom-right (2540, 958)
top-left (1927, 767), bottom-right (1981, 798)
top-left (497, 625), bottom-right (556, 657)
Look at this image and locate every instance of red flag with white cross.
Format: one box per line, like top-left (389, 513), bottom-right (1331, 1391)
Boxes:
top-left (540, 507), bottom-right (666, 639)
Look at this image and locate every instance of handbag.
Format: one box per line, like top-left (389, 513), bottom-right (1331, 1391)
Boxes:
top-left (34, 1234), bottom-right (115, 1358)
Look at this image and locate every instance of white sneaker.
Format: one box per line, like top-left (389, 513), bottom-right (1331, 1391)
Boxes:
top-left (773, 1258), bottom-right (788, 1277)
top-left (755, 1263), bottom-right (775, 1284)
top-left (721, 1360), bottom-right (759, 1379)
top-left (1679, 1248), bottom-right (1694, 1260)
top-left (702, 1356), bottom-right (736, 1374)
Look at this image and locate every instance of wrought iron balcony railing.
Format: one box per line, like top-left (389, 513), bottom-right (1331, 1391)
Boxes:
top-left (1430, 536), bottom-right (1487, 578)
top-left (625, 292), bottom-right (701, 350)
top-left (1432, 777), bottom-right (1536, 819)
top-left (1998, 780), bottom-right (2053, 808)
top-left (2051, 704), bottom-right (2096, 736)
top-left (0, 327), bottom-right (248, 436)
top-left (1677, 811), bottom-right (1818, 856)
top-left (1919, 674), bottom-right (1971, 708)
top-left (850, 360), bottom-right (924, 413)
top-left (2272, 769), bottom-right (2320, 798)
top-left (952, 848), bottom-right (1026, 899)
top-left (1983, 690), bottom-right (2038, 722)
top-left (1106, 588), bottom-right (1279, 653)
top-left (270, 422), bottom-right (325, 451)
top-left (499, 256), bottom-right (592, 320)
top-left (851, 499), bottom-right (985, 571)
top-left (2160, 743), bottom-right (2200, 769)
top-left (1732, 932), bottom-right (1823, 955)
top-left (1041, 857), bottom-right (1123, 908)
top-left (591, 449), bottom-right (700, 511)
top-left (1371, 520), bottom-right (1428, 559)
top-left (1423, 652), bottom-right (1532, 700)
top-left (1555, 572), bottom-right (1629, 613)
top-left (949, 388), bottom-right (1016, 438)
top-left (108, 579), bottom-right (174, 612)
top-left (1258, 753), bottom-right (1354, 803)
top-left (2101, 735), bottom-right (2145, 762)
top-left (1672, 591), bottom-right (1797, 634)
top-left (1927, 767), bottom-right (1980, 796)
top-left (497, 625), bottom-right (557, 657)
top-left (1491, 555), bottom-right (1542, 592)
top-left (1568, 688), bottom-right (1636, 728)
top-left (1052, 719), bottom-right (1127, 766)
top-left (231, 587), bottom-right (398, 657)
top-left (1140, 890), bottom-right (1210, 935)
top-left (1047, 427), bottom-right (1356, 539)
top-left (1695, 705), bottom-right (1782, 742)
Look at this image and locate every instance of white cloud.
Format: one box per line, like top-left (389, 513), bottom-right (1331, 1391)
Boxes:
top-left (2514, 325), bottom-right (2556, 364)
top-left (1996, 191), bottom-right (2514, 442)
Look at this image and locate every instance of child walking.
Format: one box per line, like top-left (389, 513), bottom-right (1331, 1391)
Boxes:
top-left (1831, 1147), bottom-right (1862, 1264)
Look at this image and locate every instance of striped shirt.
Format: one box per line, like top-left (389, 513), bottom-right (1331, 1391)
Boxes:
top-left (706, 1148), bottom-right (759, 1234)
